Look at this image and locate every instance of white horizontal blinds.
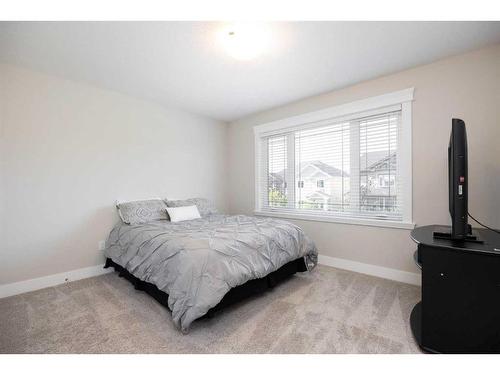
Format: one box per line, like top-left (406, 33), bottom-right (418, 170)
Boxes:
top-left (358, 111), bottom-right (401, 220)
top-left (258, 108), bottom-right (403, 221)
top-left (265, 135), bottom-right (288, 208)
top-left (295, 122), bottom-right (350, 213)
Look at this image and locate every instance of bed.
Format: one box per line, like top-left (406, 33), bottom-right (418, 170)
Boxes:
top-left (104, 212), bottom-right (317, 332)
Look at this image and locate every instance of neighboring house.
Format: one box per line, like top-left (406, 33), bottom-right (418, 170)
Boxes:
top-left (296, 160), bottom-right (348, 210)
top-left (267, 152), bottom-right (397, 213)
top-left (268, 160), bottom-right (349, 211)
top-left (268, 172), bottom-right (286, 195)
top-left (359, 151), bottom-right (397, 212)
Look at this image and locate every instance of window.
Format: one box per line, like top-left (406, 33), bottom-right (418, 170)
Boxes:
top-left (378, 174), bottom-right (395, 188)
top-left (254, 89), bottom-right (414, 229)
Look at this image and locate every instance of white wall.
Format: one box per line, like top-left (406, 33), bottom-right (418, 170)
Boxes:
top-left (228, 44), bottom-right (500, 274)
top-left (2, 44), bottom-right (500, 286)
top-left (0, 64), bottom-right (227, 284)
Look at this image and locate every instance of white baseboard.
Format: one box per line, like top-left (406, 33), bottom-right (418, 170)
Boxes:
top-left (0, 256), bottom-right (420, 299)
top-left (318, 254), bottom-right (421, 286)
top-left (0, 264), bottom-right (113, 299)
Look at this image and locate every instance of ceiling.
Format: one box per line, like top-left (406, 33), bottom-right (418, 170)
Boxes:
top-left (1, 21), bottom-right (500, 122)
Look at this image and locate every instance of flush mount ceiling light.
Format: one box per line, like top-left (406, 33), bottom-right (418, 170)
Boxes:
top-left (217, 23), bottom-right (271, 60)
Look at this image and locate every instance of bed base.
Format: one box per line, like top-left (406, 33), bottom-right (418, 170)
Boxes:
top-left (104, 257), bottom-right (307, 319)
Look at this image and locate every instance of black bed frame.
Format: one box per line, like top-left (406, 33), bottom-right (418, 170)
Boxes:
top-left (104, 257), bottom-right (307, 319)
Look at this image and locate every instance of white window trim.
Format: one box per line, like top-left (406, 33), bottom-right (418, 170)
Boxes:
top-left (254, 88), bottom-right (415, 230)
top-left (253, 210), bottom-right (415, 230)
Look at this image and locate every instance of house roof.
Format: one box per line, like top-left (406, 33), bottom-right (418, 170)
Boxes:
top-left (301, 160), bottom-right (347, 177)
top-left (269, 172), bottom-right (285, 184)
top-left (360, 152), bottom-right (396, 173)
top-left (271, 160), bottom-right (348, 179)
top-left (270, 153), bottom-right (393, 180)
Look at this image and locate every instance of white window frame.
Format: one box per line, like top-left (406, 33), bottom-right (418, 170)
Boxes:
top-left (253, 88), bottom-right (415, 230)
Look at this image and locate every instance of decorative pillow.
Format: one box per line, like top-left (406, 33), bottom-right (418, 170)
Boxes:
top-left (165, 198), bottom-right (218, 217)
top-left (117, 199), bottom-right (168, 224)
top-left (166, 205), bottom-right (201, 223)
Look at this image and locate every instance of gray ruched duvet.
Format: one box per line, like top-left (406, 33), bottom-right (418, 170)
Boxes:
top-left (104, 214), bottom-right (318, 332)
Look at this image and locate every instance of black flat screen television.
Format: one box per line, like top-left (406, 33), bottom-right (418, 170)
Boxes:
top-left (433, 118), bottom-right (483, 243)
top-left (448, 118), bottom-right (468, 239)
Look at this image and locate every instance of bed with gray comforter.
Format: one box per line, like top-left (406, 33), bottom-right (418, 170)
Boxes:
top-left (104, 214), bottom-right (317, 332)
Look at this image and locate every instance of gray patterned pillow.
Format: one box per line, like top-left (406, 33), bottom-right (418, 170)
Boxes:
top-left (165, 198), bottom-right (218, 217)
top-left (117, 199), bottom-right (168, 224)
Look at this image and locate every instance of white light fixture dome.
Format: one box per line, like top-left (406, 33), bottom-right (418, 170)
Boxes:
top-left (217, 23), bottom-right (271, 60)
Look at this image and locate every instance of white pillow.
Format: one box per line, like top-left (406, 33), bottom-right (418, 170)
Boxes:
top-left (166, 205), bottom-right (201, 222)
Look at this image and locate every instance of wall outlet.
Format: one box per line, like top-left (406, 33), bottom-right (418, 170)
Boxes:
top-left (98, 240), bottom-right (106, 251)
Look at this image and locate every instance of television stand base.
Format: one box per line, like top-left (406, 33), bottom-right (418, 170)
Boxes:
top-left (433, 231), bottom-right (484, 244)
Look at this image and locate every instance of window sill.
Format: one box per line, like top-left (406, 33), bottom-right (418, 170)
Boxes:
top-left (253, 210), bottom-right (416, 230)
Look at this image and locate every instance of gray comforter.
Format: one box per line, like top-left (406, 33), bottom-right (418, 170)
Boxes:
top-left (104, 214), bottom-right (317, 332)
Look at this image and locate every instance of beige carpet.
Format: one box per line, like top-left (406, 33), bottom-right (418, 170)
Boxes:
top-left (0, 265), bottom-right (422, 353)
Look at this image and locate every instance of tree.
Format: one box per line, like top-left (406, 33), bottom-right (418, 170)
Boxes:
top-left (268, 188), bottom-right (287, 207)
